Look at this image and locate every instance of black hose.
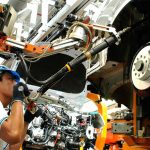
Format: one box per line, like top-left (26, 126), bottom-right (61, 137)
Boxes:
top-left (18, 53), bottom-right (45, 84)
top-left (38, 34), bottom-right (118, 95)
top-left (18, 53), bottom-right (68, 85)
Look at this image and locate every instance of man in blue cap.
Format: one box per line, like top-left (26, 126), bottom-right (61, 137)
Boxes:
top-left (0, 65), bottom-right (30, 150)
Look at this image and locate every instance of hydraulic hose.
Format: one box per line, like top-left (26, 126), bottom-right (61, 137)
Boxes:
top-left (38, 27), bottom-right (131, 95)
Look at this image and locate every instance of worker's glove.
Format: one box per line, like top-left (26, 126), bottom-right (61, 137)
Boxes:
top-left (24, 102), bottom-right (43, 124)
top-left (12, 82), bottom-right (30, 104)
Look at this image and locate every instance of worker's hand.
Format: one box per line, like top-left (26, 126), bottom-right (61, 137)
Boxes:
top-left (24, 102), bottom-right (43, 123)
top-left (12, 82), bottom-right (30, 104)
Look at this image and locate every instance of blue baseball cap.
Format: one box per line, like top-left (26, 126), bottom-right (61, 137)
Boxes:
top-left (0, 65), bottom-right (20, 83)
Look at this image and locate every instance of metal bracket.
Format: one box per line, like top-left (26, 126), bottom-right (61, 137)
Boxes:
top-left (90, 24), bottom-right (121, 45)
top-left (112, 122), bottom-right (133, 134)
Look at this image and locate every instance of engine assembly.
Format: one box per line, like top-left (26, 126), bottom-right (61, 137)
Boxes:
top-left (23, 104), bottom-right (103, 150)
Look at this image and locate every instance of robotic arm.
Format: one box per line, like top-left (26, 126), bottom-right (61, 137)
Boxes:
top-left (0, 21), bottom-right (126, 98)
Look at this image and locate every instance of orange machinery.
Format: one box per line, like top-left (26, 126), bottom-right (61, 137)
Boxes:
top-left (103, 90), bottom-right (150, 150)
top-left (87, 89), bottom-right (150, 150)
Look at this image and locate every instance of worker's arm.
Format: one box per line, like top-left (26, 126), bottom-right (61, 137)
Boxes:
top-left (0, 82), bottom-right (30, 145)
top-left (0, 102), bottom-right (24, 144)
top-left (7, 122), bottom-right (29, 150)
top-left (8, 106), bottom-right (43, 150)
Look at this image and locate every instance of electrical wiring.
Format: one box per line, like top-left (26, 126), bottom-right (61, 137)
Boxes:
top-left (66, 21), bottom-right (93, 51)
top-left (21, 21), bottom-right (93, 63)
top-left (18, 52), bottom-right (69, 86)
top-left (24, 42), bottom-right (53, 63)
top-left (24, 37), bottom-right (74, 63)
top-left (23, 48), bottom-right (68, 63)
top-left (0, 51), bottom-right (16, 57)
